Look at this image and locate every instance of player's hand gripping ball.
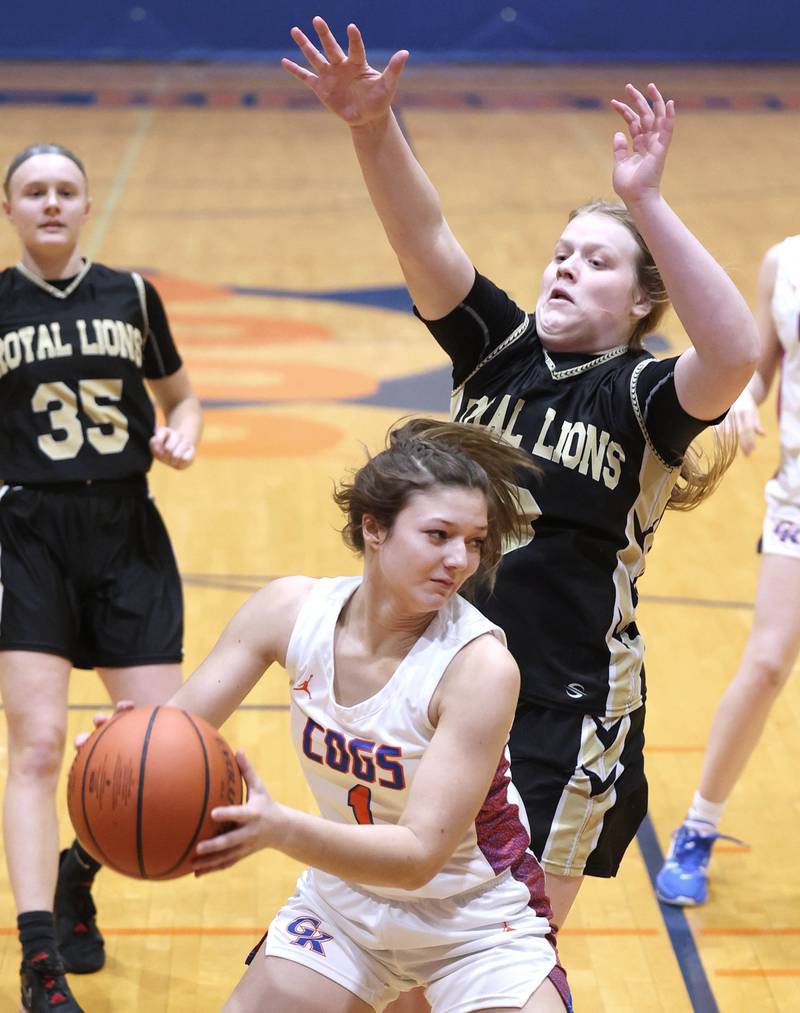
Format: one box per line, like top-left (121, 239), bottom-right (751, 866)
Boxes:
top-left (67, 705), bottom-right (243, 879)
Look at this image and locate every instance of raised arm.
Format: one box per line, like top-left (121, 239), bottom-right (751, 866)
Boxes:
top-left (283, 17), bottom-right (474, 318)
top-left (611, 83), bottom-right (758, 420)
top-left (193, 634), bottom-right (521, 888)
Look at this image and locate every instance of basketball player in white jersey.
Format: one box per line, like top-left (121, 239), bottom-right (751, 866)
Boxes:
top-left (657, 237), bottom-right (800, 905)
top-left (161, 418), bottom-right (573, 1011)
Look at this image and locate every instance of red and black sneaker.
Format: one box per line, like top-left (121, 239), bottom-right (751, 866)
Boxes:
top-left (54, 849), bottom-right (105, 974)
top-left (20, 949), bottom-right (84, 1011)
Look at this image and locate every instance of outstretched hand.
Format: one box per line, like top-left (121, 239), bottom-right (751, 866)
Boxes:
top-left (610, 83), bottom-right (675, 207)
top-left (192, 750), bottom-right (278, 875)
top-left (721, 388), bottom-right (764, 455)
top-left (282, 16), bottom-right (409, 127)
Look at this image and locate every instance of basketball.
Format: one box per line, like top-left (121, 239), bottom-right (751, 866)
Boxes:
top-left (67, 705), bottom-right (243, 880)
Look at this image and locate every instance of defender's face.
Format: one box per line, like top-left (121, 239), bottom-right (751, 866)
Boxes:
top-left (366, 485), bottom-right (488, 614)
top-left (535, 212), bottom-right (651, 353)
top-left (3, 154), bottom-right (90, 258)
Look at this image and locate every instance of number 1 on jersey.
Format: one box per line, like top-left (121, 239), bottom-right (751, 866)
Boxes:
top-left (347, 784), bottom-right (374, 825)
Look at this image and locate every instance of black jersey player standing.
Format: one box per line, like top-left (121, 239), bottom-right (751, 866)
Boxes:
top-left (0, 144), bottom-right (202, 1013)
top-left (283, 17), bottom-right (759, 953)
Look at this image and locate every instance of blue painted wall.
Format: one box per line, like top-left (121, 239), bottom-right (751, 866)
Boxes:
top-left (4, 1), bottom-right (796, 62)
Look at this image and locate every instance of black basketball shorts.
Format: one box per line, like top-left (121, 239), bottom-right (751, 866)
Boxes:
top-left (0, 478), bottom-right (183, 669)
top-left (509, 701), bottom-right (647, 878)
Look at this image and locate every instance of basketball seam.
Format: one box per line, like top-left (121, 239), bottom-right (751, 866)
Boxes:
top-left (152, 710), bottom-right (212, 879)
top-left (136, 706), bottom-right (160, 878)
top-left (78, 718), bottom-right (122, 872)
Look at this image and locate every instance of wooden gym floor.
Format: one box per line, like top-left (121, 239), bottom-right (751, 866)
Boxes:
top-left (0, 60), bottom-right (799, 1012)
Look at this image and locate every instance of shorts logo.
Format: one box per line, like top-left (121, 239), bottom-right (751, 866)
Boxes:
top-left (773, 520), bottom-right (800, 545)
top-left (565, 682), bottom-right (586, 699)
top-left (287, 916), bottom-right (333, 955)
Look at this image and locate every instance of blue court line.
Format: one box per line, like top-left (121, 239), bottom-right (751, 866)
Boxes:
top-left (230, 282), bottom-right (413, 313)
top-left (0, 89), bottom-right (795, 112)
top-left (637, 815), bottom-right (719, 1012)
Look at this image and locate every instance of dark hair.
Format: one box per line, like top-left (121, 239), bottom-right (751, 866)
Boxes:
top-left (569, 199), bottom-right (736, 511)
top-left (568, 199), bottom-right (669, 351)
top-left (333, 417), bottom-right (539, 593)
top-left (3, 143), bottom-right (87, 197)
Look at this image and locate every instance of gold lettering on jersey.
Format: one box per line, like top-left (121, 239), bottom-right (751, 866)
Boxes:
top-left (461, 396), bottom-right (493, 425)
top-left (2, 331), bottom-right (22, 371)
top-left (579, 425), bottom-right (610, 480)
top-left (1, 318), bottom-right (143, 377)
top-left (551, 420), bottom-right (573, 465)
top-left (532, 407), bottom-right (557, 459)
top-left (464, 398), bottom-right (626, 491)
top-left (501, 399), bottom-right (525, 447)
top-left (485, 395), bottom-right (525, 447)
top-left (34, 324), bottom-right (56, 359)
top-left (17, 326), bottom-right (36, 363)
top-left (79, 319), bottom-right (100, 354)
top-left (51, 322), bottom-right (71, 358)
top-left (119, 324), bottom-right (136, 362)
top-left (91, 319), bottom-right (106, 354)
top-left (102, 319), bottom-right (120, 355)
top-left (560, 422), bottom-right (586, 468)
top-left (603, 441), bottom-right (625, 488)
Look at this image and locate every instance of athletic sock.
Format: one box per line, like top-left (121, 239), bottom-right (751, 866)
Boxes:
top-left (71, 840), bottom-right (101, 879)
top-left (685, 790), bottom-right (726, 834)
top-left (18, 910), bottom-right (57, 963)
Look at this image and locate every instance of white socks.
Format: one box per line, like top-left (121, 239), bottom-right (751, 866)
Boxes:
top-left (685, 790), bottom-right (726, 834)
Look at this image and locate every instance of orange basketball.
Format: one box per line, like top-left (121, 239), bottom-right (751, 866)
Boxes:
top-left (67, 705), bottom-right (243, 880)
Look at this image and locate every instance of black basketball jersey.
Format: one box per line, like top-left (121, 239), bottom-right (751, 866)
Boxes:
top-left (420, 271), bottom-right (716, 717)
top-left (0, 261), bottom-right (182, 483)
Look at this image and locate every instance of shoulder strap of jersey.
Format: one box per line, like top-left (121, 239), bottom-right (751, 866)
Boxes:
top-left (131, 271), bottom-right (149, 342)
top-left (629, 358), bottom-right (673, 470)
top-left (452, 313), bottom-right (530, 397)
top-left (131, 271), bottom-right (169, 375)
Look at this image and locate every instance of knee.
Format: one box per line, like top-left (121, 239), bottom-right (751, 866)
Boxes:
top-left (746, 650), bottom-right (794, 693)
top-left (8, 725), bottom-right (66, 786)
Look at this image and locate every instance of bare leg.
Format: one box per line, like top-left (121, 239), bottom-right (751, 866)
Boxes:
top-left (0, 651), bottom-right (72, 911)
top-left (223, 949), bottom-right (373, 1013)
top-left (98, 662), bottom-right (182, 707)
top-left (697, 554), bottom-right (800, 803)
top-left (385, 989), bottom-right (429, 1012)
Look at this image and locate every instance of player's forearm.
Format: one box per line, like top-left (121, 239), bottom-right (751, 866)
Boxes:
top-left (628, 194), bottom-right (758, 375)
top-left (165, 395), bottom-right (203, 446)
top-left (746, 372), bottom-right (770, 405)
top-left (351, 112), bottom-right (447, 263)
top-left (350, 112), bottom-right (474, 317)
top-left (273, 804), bottom-right (439, 890)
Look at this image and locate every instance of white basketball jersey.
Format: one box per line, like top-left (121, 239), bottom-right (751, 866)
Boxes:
top-left (285, 576), bottom-right (550, 911)
top-left (768, 235), bottom-right (800, 505)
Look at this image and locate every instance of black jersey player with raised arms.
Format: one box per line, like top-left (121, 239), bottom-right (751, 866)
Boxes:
top-left (283, 18), bottom-right (759, 950)
top-left (0, 143), bottom-right (202, 1013)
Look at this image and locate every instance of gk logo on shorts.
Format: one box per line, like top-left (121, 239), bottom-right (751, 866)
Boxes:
top-left (287, 916), bottom-right (333, 955)
top-left (774, 519), bottom-right (800, 544)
